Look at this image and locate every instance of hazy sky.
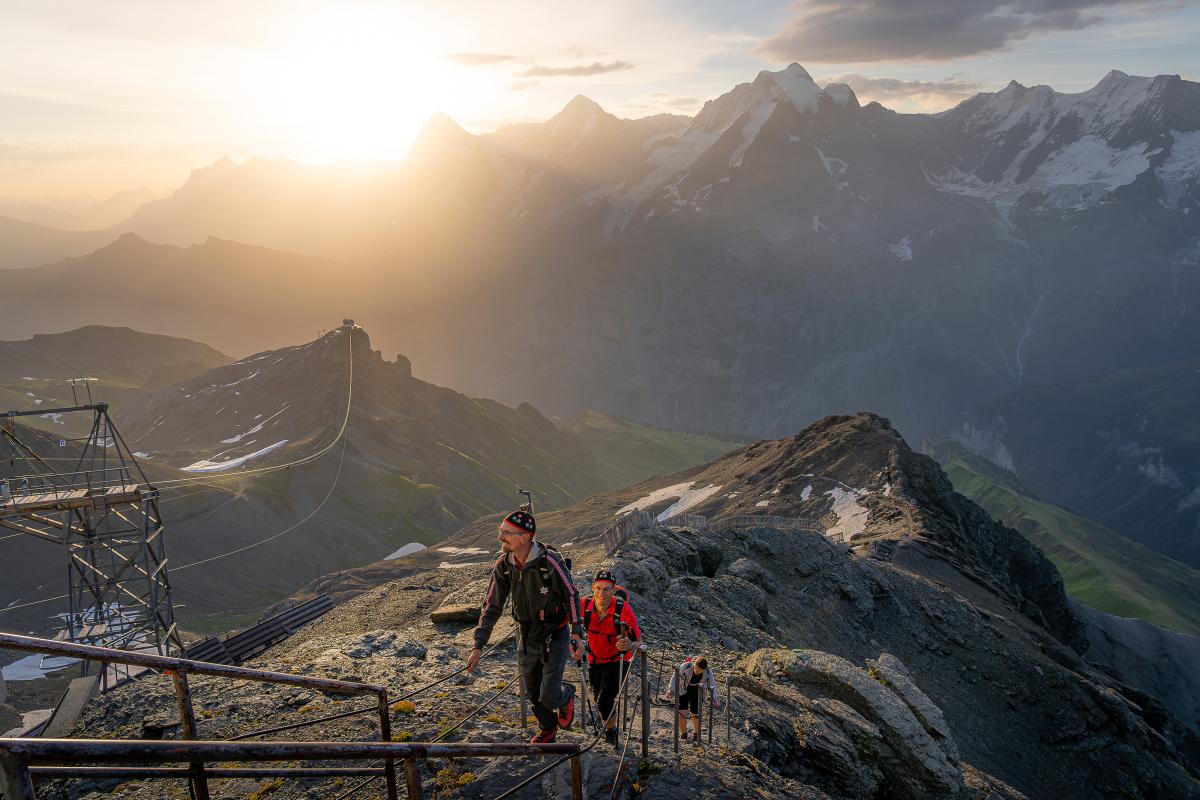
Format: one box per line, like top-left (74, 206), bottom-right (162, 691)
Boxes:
top-left (3, 0), bottom-right (1198, 199)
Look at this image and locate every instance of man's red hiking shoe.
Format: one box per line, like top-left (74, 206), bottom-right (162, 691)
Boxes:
top-left (557, 692), bottom-right (575, 730)
top-left (530, 729), bottom-right (557, 744)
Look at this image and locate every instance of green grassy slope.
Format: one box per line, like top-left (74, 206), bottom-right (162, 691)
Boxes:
top-left (929, 438), bottom-right (1200, 636)
top-left (561, 410), bottom-right (745, 489)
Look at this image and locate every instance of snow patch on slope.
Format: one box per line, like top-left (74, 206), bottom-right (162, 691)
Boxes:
top-left (182, 440), bottom-right (288, 472)
top-left (385, 543), bottom-right (427, 560)
top-left (616, 480), bottom-right (724, 521)
top-left (1158, 130), bottom-right (1200, 209)
top-left (889, 236), bottom-right (913, 261)
top-left (824, 488), bottom-right (870, 542)
top-left (730, 100), bottom-right (778, 168)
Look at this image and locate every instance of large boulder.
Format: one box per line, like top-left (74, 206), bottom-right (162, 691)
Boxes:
top-left (740, 648), bottom-right (966, 800)
top-left (430, 604), bottom-right (480, 624)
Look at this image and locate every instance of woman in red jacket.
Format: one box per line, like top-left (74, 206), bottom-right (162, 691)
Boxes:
top-left (582, 569), bottom-right (642, 747)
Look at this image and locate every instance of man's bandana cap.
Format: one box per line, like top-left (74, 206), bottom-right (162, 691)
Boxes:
top-left (593, 569), bottom-right (617, 585)
top-left (502, 509), bottom-right (536, 535)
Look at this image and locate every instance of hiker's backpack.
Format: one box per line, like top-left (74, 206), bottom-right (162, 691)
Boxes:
top-left (582, 594), bottom-right (628, 638)
top-left (500, 544), bottom-right (574, 629)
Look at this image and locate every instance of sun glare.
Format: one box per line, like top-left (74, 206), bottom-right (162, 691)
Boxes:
top-left (257, 7), bottom-right (458, 163)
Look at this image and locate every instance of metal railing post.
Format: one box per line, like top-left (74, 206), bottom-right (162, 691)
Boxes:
top-left (377, 690), bottom-right (399, 800)
top-left (169, 670), bottom-right (210, 800)
top-left (517, 629), bottom-right (528, 735)
top-left (570, 755), bottom-right (583, 800)
top-left (640, 648), bottom-right (649, 761)
top-left (0, 751), bottom-right (36, 800)
top-left (404, 759), bottom-right (423, 800)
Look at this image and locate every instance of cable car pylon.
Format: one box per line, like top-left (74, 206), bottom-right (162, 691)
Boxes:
top-left (1, 402), bottom-right (181, 689)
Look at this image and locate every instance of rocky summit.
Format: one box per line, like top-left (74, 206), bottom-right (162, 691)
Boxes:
top-left (53, 413), bottom-right (1199, 799)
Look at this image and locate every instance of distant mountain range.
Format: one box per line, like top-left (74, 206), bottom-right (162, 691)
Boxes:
top-left (0, 187), bottom-right (157, 231)
top-left (0, 64), bottom-right (1196, 569)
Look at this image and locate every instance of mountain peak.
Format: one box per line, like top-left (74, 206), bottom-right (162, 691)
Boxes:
top-left (562, 94), bottom-right (605, 115)
top-left (782, 62), bottom-right (814, 82)
top-left (406, 112), bottom-right (484, 169)
top-left (415, 112), bottom-right (469, 141)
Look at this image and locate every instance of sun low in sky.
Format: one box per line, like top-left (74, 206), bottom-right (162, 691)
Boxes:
top-left (2, 0), bottom-right (1198, 199)
top-left (254, 6), bottom-right (475, 163)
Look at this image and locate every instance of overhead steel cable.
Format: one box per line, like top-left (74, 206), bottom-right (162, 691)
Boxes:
top-left (172, 429), bottom-right (348, 572)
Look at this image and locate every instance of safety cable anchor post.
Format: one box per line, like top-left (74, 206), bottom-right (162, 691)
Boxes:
top-left (376, 690), bottom-right (399, 800)
top-left (170, 669), bottom-right (210, 800)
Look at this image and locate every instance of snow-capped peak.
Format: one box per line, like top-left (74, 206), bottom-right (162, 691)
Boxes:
top-left (759, 63), bottom-right (823, 114)
top-left (930, 69), bottom-right (1193, 214)
top-left (823, 82), bottom-right (860, 110)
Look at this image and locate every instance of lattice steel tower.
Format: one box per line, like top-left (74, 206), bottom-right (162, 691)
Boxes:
top-left (1, 402), bottom-right (181, 686)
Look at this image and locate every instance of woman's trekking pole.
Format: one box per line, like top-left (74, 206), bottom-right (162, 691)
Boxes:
top-left (672, 664), bottom-right (683, 766)
top-left (725, 670), bottom-right (732, 746)
top-left (707, 679), bottom-right (714, 746)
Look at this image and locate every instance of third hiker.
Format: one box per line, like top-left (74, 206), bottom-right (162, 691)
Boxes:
top-left (667, 656), bottom-right (720, 743)
top-left (467, 509), bottom-right (583, 743)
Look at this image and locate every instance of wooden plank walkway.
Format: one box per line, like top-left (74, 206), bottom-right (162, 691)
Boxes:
top-left (0, 484), bottom-right (143, 517)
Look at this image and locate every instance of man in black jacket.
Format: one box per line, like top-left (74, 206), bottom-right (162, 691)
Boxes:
top-left (467, 509), bottom-right (584, 743)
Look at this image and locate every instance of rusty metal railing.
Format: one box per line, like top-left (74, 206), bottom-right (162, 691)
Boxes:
top-left (0, 631), bottom-right (398, 798)
top-left (0, 631), bottom-right (582, 799)
top-left (0, 739), bottom-right (583, 800)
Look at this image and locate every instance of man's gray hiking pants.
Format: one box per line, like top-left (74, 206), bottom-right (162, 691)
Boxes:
top-left (520, 624), bottom-right (574, 732)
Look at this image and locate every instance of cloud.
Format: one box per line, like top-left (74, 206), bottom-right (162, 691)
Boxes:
top-left (662, 96), bottom-right (701, 108)
top-left (442, 52), bottom-right (517, 66)
top-left (759, 0), bottom-right (1154, 62)
top-left (508, 80), bottom-right (540, 91)
top-left (562, 45), bottom-right (606, 59)
top-left (820, 73), bottom-right (984, 105)
top-left (517, 60), bottom-right (634, 77)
